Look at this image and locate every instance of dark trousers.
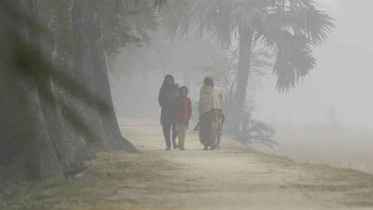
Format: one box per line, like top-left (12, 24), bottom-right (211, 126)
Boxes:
top-left (162, 121), bottom-right (177, 148)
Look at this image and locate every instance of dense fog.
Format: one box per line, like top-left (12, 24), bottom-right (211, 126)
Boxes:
top-left (109, 0), bottom-right (373, 173)
top-left (3, 0), bottom-right (373, 209)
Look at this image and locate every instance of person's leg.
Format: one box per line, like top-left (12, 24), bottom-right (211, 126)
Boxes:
top-left (200, 122), bottom-right (209, 150)
top-left (162, 122), bottom-right (172, 149)
top-left (176, 123), bottom-right (182, 148)
top-left (210, 114), bottom-right (220, 150)
top-left (180, 125), bottom-right (187, 149)
top-left (217, 125), bottom-right (223, 148)
top-left (171, 122), bottom-right (178, 149)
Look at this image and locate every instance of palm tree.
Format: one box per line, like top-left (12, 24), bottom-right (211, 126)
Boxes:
top-left (161, 0), bottom-right (334, 132)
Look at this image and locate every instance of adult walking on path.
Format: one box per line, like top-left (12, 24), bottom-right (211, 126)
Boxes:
top-left (158, 75), bottom-right (180, 150)
top-left (198, 76), bottom-right (224, 150)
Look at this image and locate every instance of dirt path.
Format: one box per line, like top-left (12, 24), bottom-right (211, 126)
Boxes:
top-left (118, 119), bottom-right (373, 210)
top-left (2, 118), bottom-right (373, 210)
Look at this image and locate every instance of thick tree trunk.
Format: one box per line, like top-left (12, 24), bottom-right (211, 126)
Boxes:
top-left (229, 28), bottom-right (254, 134)
top-left (0, 83), bottom-right (23, 168)
top-left (87, 1), bottom-right (138, 152)
top-left (0, 0), bottom-right (64, 181)
top-left (49, 1), bottom-right (83, 150)
top-left (45, 0), bottom-right (97, 166)
top-left (72, 0), bottom-right (107, 146)
top-left (18, 75), bottom-right (66, 180)
top-left (32, 0), bottom-right (96, 174)
top-left (19, 0), bottom-right (66, 180)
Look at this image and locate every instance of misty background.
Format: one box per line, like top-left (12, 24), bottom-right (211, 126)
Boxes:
top-left (109, 0), bottom-right (373, 173)
top-left (3, 1), bottom-right (373, 209)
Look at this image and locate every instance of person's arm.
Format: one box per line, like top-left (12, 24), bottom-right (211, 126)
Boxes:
top-left (158, 87), bottom-right (166, 107)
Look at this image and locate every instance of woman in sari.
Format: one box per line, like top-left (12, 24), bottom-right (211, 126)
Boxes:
top-left (198, 76), bottom-right (224, 150)
top-left (158, 75), bottom-right (180, 150)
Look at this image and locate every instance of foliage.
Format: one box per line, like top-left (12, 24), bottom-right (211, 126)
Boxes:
top-left (236, 107), bottom-right (277, 148)
top-left (99, 0), bottom-right (159, 56)
top-left (197, 44), bottom-right (277, 147)
top-left (161, 0), bottom-right (335, 91)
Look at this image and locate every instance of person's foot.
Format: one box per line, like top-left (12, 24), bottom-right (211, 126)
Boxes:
top-left (210, 145), bottom-right (216, 150)
top-left (179, 145), bottom-right (185, 150)
top-left (216, 144), bottom-right (221, 149)
top-left (172, 141), bottom-right (178, 149)
top-left (165, 147), bottom-right (171, 150)
top-left (203, 146), bottom-right (208, 150)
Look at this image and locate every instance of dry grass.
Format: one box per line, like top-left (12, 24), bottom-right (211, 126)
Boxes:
top-left (2, 119), bottom-right (373, 210)
top-left (0, 152), bottom-right (178, 210)
top-left (254, 125), bottom-right (373, 174)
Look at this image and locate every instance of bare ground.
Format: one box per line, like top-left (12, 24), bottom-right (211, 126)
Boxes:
top-left (1, 118), bottom-right (373, 210)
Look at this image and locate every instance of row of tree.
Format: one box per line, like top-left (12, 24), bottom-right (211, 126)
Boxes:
top-left (1, 0), bottom-right (334, 182)
top-left (111, 0), bottom-right (334, 147)
top-left (0, 0), bottom-right (151, 181)
top-left (159, 0), bottom-right (334, 136)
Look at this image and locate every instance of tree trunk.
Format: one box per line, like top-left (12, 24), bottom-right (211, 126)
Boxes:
top-left (19, 0), bottom-right (66, 180)
top-left (72, 0), bottom-right (107, 146)
top-left (46, 0), bottom-right (97, 165)
top-left (19, 75), bottom-right (66, 180)
top-left (33, 0), bottom-right (96, 174)
top-left (87, 1), bottom-right (138, 152)
top-left (229, 28), bottom-right (254, 134)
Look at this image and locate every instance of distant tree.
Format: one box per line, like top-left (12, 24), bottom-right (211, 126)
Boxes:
top-left (326, 107), bottom-right (340, 128)
top-left (198, 43), bottom-right (276, 147)
top-left (161, 0), bottom-right (335, 133)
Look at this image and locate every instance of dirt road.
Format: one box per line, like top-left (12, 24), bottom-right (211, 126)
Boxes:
top-left (2, 118), bottom-right (373, 210)
top-left (118, 119), bottom-right (373, 210)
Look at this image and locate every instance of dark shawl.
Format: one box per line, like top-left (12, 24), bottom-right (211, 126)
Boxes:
top-left (158, 75), bottom-right (179, 123)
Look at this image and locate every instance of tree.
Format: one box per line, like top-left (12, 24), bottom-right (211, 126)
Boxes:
top-left (198, 42), bottom-right (277, 147)
top-left (0, 0), bottom-right (71, 180)
top-left (1, 0), bottom-right (177, 181)
top-left (161, 0), bottom-right (334, 133)
top-left (71, 0), bottom-right (145, 152)
top-left (46, 0), bottom-right (97, 170)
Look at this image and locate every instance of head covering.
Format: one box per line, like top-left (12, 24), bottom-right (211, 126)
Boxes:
top-left (163, 74), bottom-right (175, 85)
top-left (159, 75), bottom-right (179, 107)
top-left (204, 76), bottom-right (214, 87)
top-left (199, 80), bottom-right (222, 116)
top-left (204, 76), bottom-right (213, 81)
top-left (179, 86), bottom-right (188, 96)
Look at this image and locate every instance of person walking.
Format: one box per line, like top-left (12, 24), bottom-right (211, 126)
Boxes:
top-left (198, 76), bottom-right (224, 150)
top-left (158, 75), bottom-right (179, 150)
top-left (172, 86), bottom-right (192, 150)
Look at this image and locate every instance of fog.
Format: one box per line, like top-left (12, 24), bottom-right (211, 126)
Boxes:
top-left (3, 0), bottom-right (373, 208)
top-left (256, 0), bottom-right (373, 128)
top-left (109, 0), bottom-right (373, 173)
top-left (110, 0), bottom-right (373, 127)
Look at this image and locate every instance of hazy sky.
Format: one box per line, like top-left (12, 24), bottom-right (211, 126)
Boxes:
top-left (255, 0), bottom-right (373, 128)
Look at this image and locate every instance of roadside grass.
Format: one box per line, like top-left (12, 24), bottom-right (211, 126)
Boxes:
top-left (0, 152), bottom-right (177, 210)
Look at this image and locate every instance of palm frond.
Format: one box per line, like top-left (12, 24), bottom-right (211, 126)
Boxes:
top-left (231, 0), bottom-right (264, 34)
top-left (158, 0), bottom-right (192, 40)
top-left (273, 32), bottom-right (316, 91)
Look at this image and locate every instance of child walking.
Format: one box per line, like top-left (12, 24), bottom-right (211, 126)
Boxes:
top-left (173, 86), bottom-right (192, 150)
